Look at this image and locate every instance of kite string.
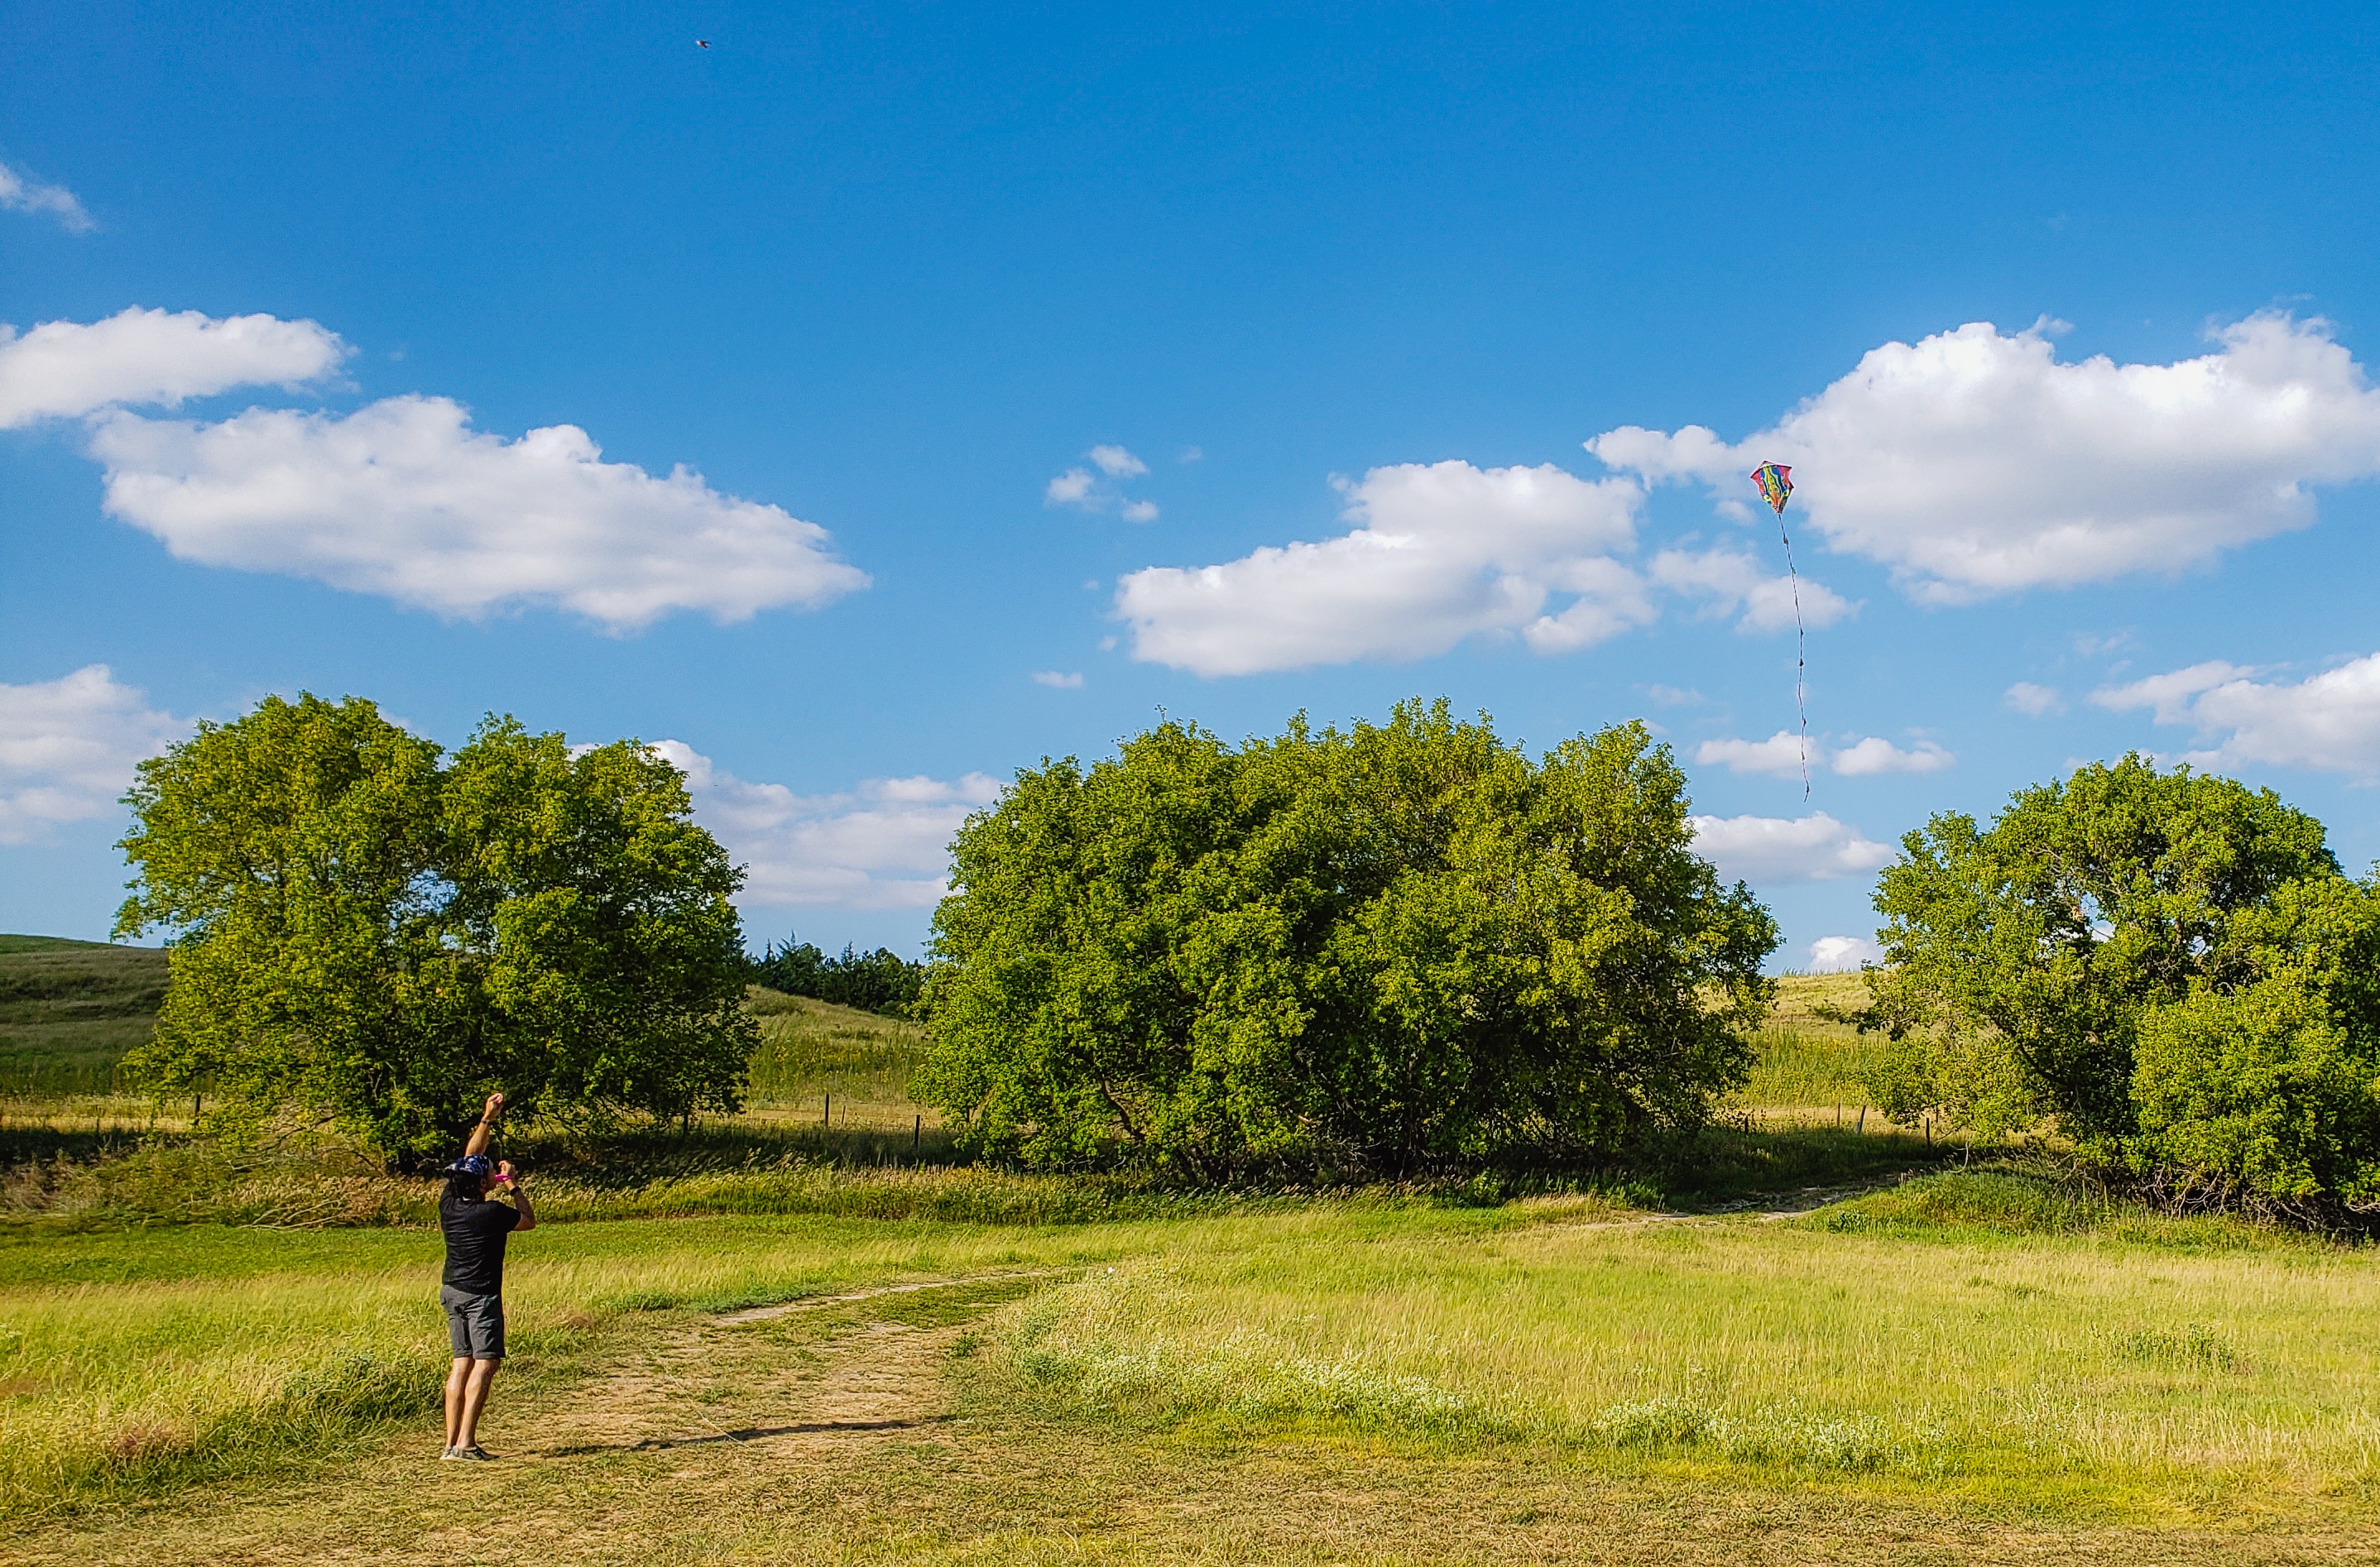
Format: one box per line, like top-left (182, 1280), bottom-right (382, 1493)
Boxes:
top-left (1778, 512), bottom-right (1808, 799)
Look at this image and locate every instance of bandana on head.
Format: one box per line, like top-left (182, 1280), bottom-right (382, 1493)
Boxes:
top-left (446, 1153), bottom-right (494, 1178)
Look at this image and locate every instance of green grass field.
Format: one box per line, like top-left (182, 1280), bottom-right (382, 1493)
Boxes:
top-left (746, 986), bottom-right (938, 1129)
top-left (6, 1178), bottom-right (2373, 1563)
top-left (0, 936), bottom-right (167, 1098)
top-left (8, 965), bottom-right (2375, 1563)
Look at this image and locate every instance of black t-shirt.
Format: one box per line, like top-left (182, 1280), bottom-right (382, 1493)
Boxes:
top-left (440, 1193), bottom-right (521, 1295)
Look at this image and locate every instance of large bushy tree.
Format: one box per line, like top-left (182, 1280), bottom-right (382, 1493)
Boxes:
top-left (1864, 755), bottom-right (2380, 1206)
top-left (117, 695), bottom-right (755, 1162)
top-left (914, 701), bottom-right (1778, 1176)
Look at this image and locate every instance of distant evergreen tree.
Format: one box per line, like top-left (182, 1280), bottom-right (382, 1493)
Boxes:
top-left (751, 936), bottom-right (927, 1018)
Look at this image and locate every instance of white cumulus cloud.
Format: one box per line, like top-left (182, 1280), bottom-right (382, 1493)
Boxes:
top-left (1089, 444), bottom-right (1148, 477)
top-left (1694, 731), bottom-right (1953, 778)
top-left (654, 741), bottom-right (1000, 911)
top-left (0, 307), bottom-right (348, 428)
top-left (2090, 660), bottom-right (2245, 724)
top-left (1045, 467), bottom-right (1097, 506)
top-left (0, 665), bottom-right (189, 845)
top-left (1694, 731), bottom-right (1808, 777)
top-left (1831, 736), bottom-right (1955, 776)
top-left (1647, 545), bottom-right (1854, 633)
top-left (2004, 682), bottom-right (2065, 716)
top-left (1689, 812), bottom-right (1894, 884)
top-left (1588, 314), bottom-right (2380, 601)
top-left (2094, 654), bottom-right (2380, 782)
top-left (0, 161), bottom-right (92, 232)
top-left (1116, 460), bottom-right (1650, 675)
top-left (86, 395), bottom-right (869, 630)
top-left (1807, 935), bottom-right (1884, 973)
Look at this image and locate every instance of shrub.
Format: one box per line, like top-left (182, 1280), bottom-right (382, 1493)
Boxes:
top-left (115, 696), bottom-right (755, 1162)
top-left (1861, 756), bottom-right (2380, 1209)
top-left (916, 700), bottom-right (1777, 1176)
top-left (2131, 879), bottom-right (2380, 1207)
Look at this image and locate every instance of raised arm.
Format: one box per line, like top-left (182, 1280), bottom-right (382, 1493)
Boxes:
top-left (464, 1091), bottom-right (505, 1159)
top-left (498, 1161), bottom-right (536, 1231)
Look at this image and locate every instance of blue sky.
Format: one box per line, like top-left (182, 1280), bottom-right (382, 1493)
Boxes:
top-left (6, 2), bottom-right (2380, 965)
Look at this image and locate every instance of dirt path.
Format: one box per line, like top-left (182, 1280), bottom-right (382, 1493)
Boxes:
top-left (525, 1296), bottom-right (993, 1463)
top-left (1540, 1174), bottom-right (1916, 1238)
top-left (713, 1268), bottom-right (1067, 1324)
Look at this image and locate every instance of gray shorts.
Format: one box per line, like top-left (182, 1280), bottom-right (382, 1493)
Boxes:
top-left (441, 1285), bottom-right (506, 1359)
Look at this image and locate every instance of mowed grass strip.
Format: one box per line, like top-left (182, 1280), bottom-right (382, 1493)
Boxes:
top-left (0, 1209), bottom-right (1202, 1520)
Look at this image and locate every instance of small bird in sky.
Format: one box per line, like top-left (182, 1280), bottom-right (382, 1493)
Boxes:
top-left (696, 39), bottom-right (710, 48)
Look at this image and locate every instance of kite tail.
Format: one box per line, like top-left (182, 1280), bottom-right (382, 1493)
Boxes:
top-left (1778, 515), bottom-right (1808, 798)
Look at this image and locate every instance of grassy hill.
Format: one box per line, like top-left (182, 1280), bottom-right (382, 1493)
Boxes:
top-left (1735, 970), bottom-right (1888, 1111)
top-left (0, 936), bottom-right (167, 1094)
top-left (0, 951), bottom-right (1874, 1118)
top-left (744, 975), bottom-right (1884, 1127)
top-left (744, 985), bottom-right (934, 1129)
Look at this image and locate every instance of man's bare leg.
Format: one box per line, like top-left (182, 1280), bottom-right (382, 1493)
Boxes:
top-left (456, 1358), bottom-right (501, 1450)
top-left (444, 1356), bottom-right (473, 1449)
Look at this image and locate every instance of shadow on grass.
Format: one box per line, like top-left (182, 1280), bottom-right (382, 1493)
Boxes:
top-left (0, 1119), bottom-right (161, 1169)
top-left (515, 1119), bottom-right (969, 1188)
top-left (1803, 1164), bottom-right (2349, 1251)
top-left (541, 1416), bottom-right (951, 1456)
top-left (1649, 1122), bottom-right (1954, 1211)
top-left (3, 1109), bottom-right (1967, 1235)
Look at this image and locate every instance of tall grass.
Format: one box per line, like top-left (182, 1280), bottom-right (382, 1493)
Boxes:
top-left (1, 1272), bottom-right (452, 1517)
top-left (968, 1174), bottom-right (2380, 1507)
top-left (1734, 1029), bottom-right (1889, 1109)
top-left (10, 1170), bottom-right (2377, 1524)
top-left (1730, 975), bottom-right (1888, 1110)
top-left (4, 1201), bottom-right (1608, 1519)
top-left (0, 1136), bottom-right (1310, 1233)
top-left (744, 990), bottom-right (933, 1124)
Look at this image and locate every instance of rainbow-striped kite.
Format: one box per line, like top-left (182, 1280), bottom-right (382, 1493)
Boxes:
top-left (1751, 461), bottom-right (1792, 515)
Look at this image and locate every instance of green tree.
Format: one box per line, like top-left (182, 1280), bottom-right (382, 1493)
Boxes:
top-left (2130, 875), bottom-right (2380, 1206)
top-left (914, 701), bottom-right (1778, 1176)
top-left (118, 695), bottom-right (754, 1162)
top-left (1866, 755), bottom-right (2380, 1205)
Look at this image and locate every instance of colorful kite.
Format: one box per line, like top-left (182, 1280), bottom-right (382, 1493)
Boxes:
top-left (1752, 461), bottom-right (1792, 515)
top-left (1749, 461), bottom-right (1811, 798)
